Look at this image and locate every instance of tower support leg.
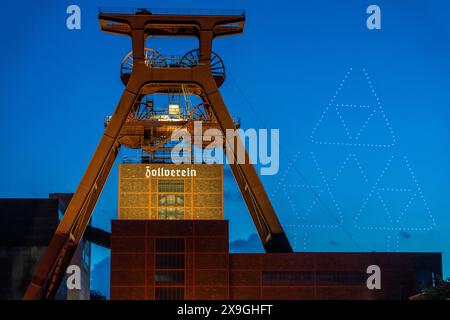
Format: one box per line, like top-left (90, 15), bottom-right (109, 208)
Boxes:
top-left (204, 88), bottom-right (293, 253)
top-left (23, 89), bottom-right (139, 300)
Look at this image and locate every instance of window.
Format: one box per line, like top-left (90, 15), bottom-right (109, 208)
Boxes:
top-left (155, 287), bottom-right (184, 300)
top-left (155, 271), bottom-right (184, 285)
top-left (262, 271), bottom-right (314, 285)
top-left (81, 240), bottom-right (90, 267)
top-left (156, 238), bottom-right (185, 253)
top-left (156, 254), bottom-right (184, 269)
top-left (157, 180), bottom-right (185, 220)
top-left (158, 194), bottom-right (184, 206)
top-left (158, 180), bottom-right (184, 192)
top-left (316, 272), bottom-right (366, 284)
top-left (154, 238), bottom-right (185, 300)
top-left (158, 207), bottom-right (184, 220)
top-left (262, 271), bottom-right (366, 286)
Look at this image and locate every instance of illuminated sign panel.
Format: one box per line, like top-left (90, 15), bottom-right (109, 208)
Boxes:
top-left (118, 164), bottom-right (223, 220)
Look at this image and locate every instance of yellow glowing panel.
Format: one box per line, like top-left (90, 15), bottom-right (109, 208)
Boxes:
top-left (118, 164), bottom-right (223, 221)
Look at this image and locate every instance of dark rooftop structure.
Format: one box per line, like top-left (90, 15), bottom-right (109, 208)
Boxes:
top-left (0, 198), bottom-right (92, 300)
top-left (110, 220), bottom-right (442, 300)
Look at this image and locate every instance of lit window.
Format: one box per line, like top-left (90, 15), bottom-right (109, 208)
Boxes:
top-left (158, 180), bottom-right (184, 192)
top-left (158, 194), bottom-right (184, 206)
top-left (155, 271), bottom-right (184, 285)
top-left (157, 180), bottom-right (185, 220)
top-left (158, 207), bottom-right (184, 220)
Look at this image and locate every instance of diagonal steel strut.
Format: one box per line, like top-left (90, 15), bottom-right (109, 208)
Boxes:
top-left (23, 89), bottom-right (139, 300)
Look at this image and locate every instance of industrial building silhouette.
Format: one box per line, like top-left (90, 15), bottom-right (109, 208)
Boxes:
top-left (18, 8), bottom-right (442, 300)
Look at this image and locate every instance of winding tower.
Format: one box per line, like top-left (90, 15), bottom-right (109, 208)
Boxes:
top-left (24, 7), bottom-right (292, 300)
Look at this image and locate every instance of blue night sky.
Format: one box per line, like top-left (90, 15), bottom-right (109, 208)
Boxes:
top-left (1, 1), bottom-right (450, 297)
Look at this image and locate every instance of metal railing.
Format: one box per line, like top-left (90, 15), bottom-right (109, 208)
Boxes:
top-left (99, 7), bottom-right (245, 17)
top-left (159, 55), bottom-right (196, 68)
top-left (122, 154), bottom-right (223, 165)
top-left (122, 54), bottom-right (213, 71)
top-left (106, 114), bottom-right (240, 127)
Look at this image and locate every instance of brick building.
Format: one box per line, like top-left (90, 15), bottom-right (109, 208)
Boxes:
top-left (110, 163), bottom-right (442, 300)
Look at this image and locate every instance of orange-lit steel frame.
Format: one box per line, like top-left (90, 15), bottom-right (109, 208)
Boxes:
top-left (23, 8), bottom-right (292, 300)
